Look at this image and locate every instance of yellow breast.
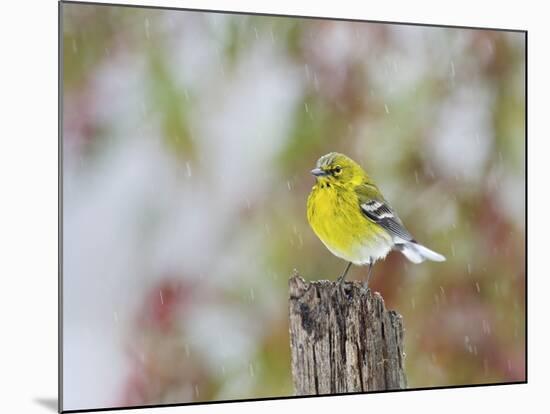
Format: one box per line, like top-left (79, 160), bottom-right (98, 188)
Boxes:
top-left (306, 183), bottom-right (391, 264)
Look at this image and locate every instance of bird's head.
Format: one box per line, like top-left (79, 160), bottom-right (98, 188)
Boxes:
top-left (310, 152), bottom-right (366, 187)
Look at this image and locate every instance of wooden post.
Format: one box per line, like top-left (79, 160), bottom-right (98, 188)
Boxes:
top-left (288, 272), bottom-right (407, 395)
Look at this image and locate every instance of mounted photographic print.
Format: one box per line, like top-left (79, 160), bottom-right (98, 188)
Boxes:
top-left (60, 1), bottom-right (526, 412)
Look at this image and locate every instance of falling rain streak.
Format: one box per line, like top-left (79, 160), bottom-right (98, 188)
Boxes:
top-left (439, 286), bottom-right (447, 305)
top-left (450, 60), bottom-right (456, 87)
top-left (313, 72), bottom-right (319, 91)
top-left (482, 319), bottom-right (491, 335)
top-left (464, 335), bottom-right (474, 353)
top-left (304, 63), bottom-right (310, 82)
top-left (144, 18), bottom-right (150, 39)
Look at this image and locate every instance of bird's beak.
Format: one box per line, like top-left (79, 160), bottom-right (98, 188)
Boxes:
top-left (311, 168), bottom-right (328, 177)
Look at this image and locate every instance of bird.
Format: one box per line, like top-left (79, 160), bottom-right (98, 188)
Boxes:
top-left (306, 152), bottom-right (445, 286)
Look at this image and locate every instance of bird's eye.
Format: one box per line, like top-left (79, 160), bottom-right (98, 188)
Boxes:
top-left (333, 166), bottom-right (342, 175)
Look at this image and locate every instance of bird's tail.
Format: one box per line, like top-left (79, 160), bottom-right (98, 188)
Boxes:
top-left (397, 241), bottom-right (446, 264)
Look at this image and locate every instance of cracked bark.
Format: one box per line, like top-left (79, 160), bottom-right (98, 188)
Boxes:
top-left (289, 272), bottom-right (407, 395)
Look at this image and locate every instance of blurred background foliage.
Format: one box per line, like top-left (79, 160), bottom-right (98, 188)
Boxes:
top-left (62, 3), bottom-right (525, 411)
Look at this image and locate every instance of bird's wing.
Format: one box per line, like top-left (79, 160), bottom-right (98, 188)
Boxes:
top-left (355, 183), bottom-right (415, 243)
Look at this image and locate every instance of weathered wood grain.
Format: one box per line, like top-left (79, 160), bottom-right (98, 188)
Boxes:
top-left (289, 272), bottom-right (406, 395)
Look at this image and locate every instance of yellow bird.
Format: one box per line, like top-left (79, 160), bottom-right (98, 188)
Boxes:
top-left (307, 152), bottom-right (445, 285)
